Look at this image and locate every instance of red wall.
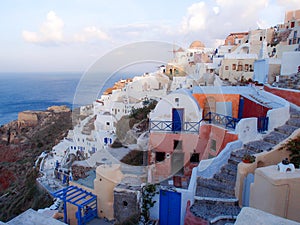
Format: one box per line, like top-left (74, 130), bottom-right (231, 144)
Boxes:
top-left (264, 85), bottom-right (300, 106)
top-left (242, 97), bottom-right (270, 118)
top-left (148, 125), bottom-right (238, 179)
top-left (196, 125), bottom-right (238, 159)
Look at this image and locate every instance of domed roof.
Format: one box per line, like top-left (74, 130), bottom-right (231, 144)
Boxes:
top-left (189, 40), bottom-right (205, 49)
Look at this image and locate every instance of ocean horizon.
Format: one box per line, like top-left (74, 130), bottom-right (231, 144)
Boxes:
top-left (0, 71), bottom-right (141, 126)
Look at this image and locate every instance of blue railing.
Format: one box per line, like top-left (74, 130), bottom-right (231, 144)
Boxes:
top-left (149, 112), bottom-right (268, 133)
top-left (149, 120), bottom-right (200, 133)
top-left (203, 112), bottom-right (240, 129)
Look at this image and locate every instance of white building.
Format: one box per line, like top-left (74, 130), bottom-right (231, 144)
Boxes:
top-left (280, 51), bottom-right (300, 75)
top-left (150, 89), bottom-right (202, 123)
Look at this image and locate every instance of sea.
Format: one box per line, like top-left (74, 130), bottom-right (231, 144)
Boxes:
top-left (0, 72), bottom-right (139, 126)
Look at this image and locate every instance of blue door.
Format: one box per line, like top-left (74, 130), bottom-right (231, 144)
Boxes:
top-left (159, 190), bottom-right (181, 225)
top-left (172, 108), bottom-right (184, 132)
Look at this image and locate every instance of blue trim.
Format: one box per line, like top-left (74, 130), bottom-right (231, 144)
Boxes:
top-left (52, 185), bottom-right (98, 225)
top-left (150, 112), bottom-right (268, 133)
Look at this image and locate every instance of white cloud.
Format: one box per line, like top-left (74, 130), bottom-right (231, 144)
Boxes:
top-left (181, 2), bottom-right (208, 33)
top-left (74, 26), bottom-right (110, 42)
top-left (179, 0), bottom-right (273, 47)
top-left (277, 0), bottom-right (300, 11)
top-left (22, 11), bottom-right (64, 44)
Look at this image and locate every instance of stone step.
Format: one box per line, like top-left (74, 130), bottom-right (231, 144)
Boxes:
top-left (286, 118), bottom-right (300, 127)
top-left (196, 186), bottom-right (236, 199)
top-left (263, 131), bottom-right (288, 145)
top-left (221, 164), bottom-right (237, 176)
top-left (230, 149), bottom-right (257, 159)
top-left (228, 156), bottom-right (242, 166)
top-left (290, 109), bottom-right (300, 118)
top-left (275, 124), bottom-right (298, 135)
top-left (244, 141), bottom-right (274, 152)
top-left (213, 173), bottom-right (236, 186)
top-left (194, 198), bottom-right (239, 207)
top-left (198, 178), bottom-right (235, 195)
top-left (190, 199), bottom-right (241, 224)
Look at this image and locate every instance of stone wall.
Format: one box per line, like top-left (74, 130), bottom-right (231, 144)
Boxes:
top-left (113, 184), bottom-right (141, 224)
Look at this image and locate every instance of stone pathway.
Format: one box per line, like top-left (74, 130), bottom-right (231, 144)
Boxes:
top-left (190, 107), bottom-right (300, 224)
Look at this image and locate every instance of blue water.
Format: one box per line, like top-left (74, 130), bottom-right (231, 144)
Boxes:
top-left (0, 73), bottom-right (81, 125)
top-left (0, 72), bottom-right (140, 126)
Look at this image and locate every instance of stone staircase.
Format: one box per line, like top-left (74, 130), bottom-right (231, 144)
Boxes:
top-left (190, 107), bottom-right (300, 224)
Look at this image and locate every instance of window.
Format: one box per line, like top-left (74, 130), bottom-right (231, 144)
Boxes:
top-left (291, 21), bottom-right (295, 28)
top-left (106, 122), bottom-right (110, 126)
top-left (237, 63), bottom-right (243, 71)
top-left (225, 66), bottom-right (229, 70)
top-left (190, 153), bottom-right (200, 163)
top-left (210, 139), bottom-right (216, 152)
top-left (173, 140), bottom-right (183, 150)
top-left (232, 64), bottom-right (236, 70)
top-left (294, 31), bottom-right (297, 39)
top-left (245, 64), bottom-right (249, 71)
top-left (289, 39), bottom-right (292, 45)
top-left (156, 152), bottom-right (166, 162)
top-left (260, 36), bottom-right (262, 41)
top-left (249, 64), bottom-right (253, 71)
top-left (298, 38), bottom-right (300, 44)
top-left (175, 98), bottom-right (179, 103)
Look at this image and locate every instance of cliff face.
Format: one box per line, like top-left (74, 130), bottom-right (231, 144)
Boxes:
top-left (0, 107), bottom-right (72, 222)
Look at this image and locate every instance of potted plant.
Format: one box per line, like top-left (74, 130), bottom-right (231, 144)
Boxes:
top-left (242, 154), bottom-right (256, 163)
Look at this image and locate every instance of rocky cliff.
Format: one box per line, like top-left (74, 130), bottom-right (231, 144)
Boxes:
top-left (0, 106), bottom-right (72, 222)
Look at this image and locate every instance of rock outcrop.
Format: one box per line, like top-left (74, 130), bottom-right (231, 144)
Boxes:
top-left (0, 107), bottom-right (73, 222)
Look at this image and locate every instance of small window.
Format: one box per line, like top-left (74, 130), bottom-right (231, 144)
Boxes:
top-left (175, 98), bottom-right (179, 103)
top-left (245, 64), bottom-right (249, 71)
top-left (106, 122), bottom-right (110, 126)
top-left (173, 140), bottom-right (183, 150)
top-left (210, 139), bottom-right (216, 152)
top-left (260, 36), bottom-right (262, 41)
top-left (225, 66), bottom-right (229, 70)
top-left (232, 64), bottom-right (236, 70)
top-left (156, 152), bottom-right (166, 162)
top-left (291, 21), bottom-right (295, 28)
top-left (190, 153), bottom-right (200, 163)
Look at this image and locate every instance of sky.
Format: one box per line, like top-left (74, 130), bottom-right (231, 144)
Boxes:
top-left (0, 0), bottom-right (300, 73)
